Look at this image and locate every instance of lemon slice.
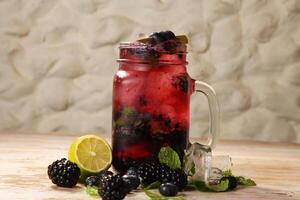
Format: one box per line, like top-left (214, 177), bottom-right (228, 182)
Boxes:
top-left (68, 135), bottom-right (112, 178)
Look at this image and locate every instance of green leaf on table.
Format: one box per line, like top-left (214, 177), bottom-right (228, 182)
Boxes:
top-left (144, 189), bottom-right (185, 200)
top-left (222, 169), bottom-right (233, 176)
top-left (85, 186), bottom-right (99, 197)
top-left (158, 147), bottom-right (181, 169)
top-left (143, 181), bottom-right (161, 189)
top-left (208, 179), bottom-right (229, 192)
top-left (192, 179), bottom-right (229, 192)
top-left (191, 181), bottom-right (213, 192)
top-left (236, 176), bottom-right (256, 186)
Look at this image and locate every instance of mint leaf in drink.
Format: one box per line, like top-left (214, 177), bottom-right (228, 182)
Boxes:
top-left (188, 162), bottom-right (195, 176)
top-left (158, 147), bottom-right (181, 169)
top-left (192, 179), bottom-right (229, 192)
top-left (85, 186), bottom-right (99, 196)
top-left (144, 189), bottom-right (185, 200)
top-left (236, 176), bottom-right (256, 186)
top-left (123, 107), bottom-right (136, 115)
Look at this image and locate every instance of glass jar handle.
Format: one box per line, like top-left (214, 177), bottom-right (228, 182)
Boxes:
top-left (194, 80), bottom-right (220, 149)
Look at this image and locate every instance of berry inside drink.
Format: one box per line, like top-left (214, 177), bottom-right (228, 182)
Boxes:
top-left (112, 31), bottom-right (193, 172)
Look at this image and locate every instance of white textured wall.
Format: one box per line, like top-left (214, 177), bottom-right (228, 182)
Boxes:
top-left (0, 0), bottom-right (299, 142)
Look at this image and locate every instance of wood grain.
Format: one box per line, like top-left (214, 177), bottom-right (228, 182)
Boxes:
top-left (0, 132), bottom-right (299, 200)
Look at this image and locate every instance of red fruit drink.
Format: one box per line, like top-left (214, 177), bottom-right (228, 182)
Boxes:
top-left (112, 32), bottom-right (193, 172)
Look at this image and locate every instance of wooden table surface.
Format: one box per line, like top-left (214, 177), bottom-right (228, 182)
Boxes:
top-left (0, 132), bottom-right (299, 200)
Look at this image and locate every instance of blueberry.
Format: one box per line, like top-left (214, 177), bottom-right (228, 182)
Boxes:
top-left (85, 176), bottom-right (100, 187)
top-left (122, 174), bottom-right (140, 190)
top-left (221, 176), bottom-right (237, 190)
top-left (159, 183), bottom-right (178, 196)
top-left (125, 167), bottom-right (138, 176)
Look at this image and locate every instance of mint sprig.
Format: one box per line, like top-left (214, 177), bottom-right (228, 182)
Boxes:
top-left (222, 169), bottom-right (233, 176)
top-left (236, 176), bottom-right (256, 186)
top-left (144, 189), bottom-right (185, 200)
top-left (85, 186), bottom-right (99, 197)
top-left (191, 179), bottom-right (229, 192)
top-left (222, 170), bottom-right (256, 186)
top-left (158, 147), bottom-right (181, 169)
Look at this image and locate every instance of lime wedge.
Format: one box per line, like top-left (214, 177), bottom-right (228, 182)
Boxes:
top-left (137, 35), bottom-right (188, 44)
top-left (68, 135), bottom-right (112, 180)
top-left (176, 35), bottom-right (188, 44)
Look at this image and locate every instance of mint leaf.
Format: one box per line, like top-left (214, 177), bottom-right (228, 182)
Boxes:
top-left (183, 156), bottom-right (195, 176)
top-left (236, 176), bottom-right (256, 186)
top-left (143, 181), bottom-right (161, 189)
top-left (222, 169), bottom-right (232, 176)
top-left (192, 181), bottom-right (214, 192)
top-left (123, 107), bottom-right (136, 115)
top-left (144, 189), bottom-right (185, 200)
top-left (208, 179), bottom-right (229, 192)
top-left (189, 163), bottom-right (195, 176)
top-left (85, 186), bottom-right (99, 196)
top-left (158, 147), bottom-right (181, 169)
top-left (192, 179), bottom-right (229, 192)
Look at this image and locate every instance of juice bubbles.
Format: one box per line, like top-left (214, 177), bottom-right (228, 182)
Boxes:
top-left (112, 32), bottom-right (192, 172)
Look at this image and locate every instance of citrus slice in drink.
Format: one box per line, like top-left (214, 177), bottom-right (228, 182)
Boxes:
top-left (68, 134), bottom-right (112, 180)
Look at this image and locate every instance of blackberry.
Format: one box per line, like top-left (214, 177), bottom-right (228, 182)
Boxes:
top-left (138, 95), bottom-right (147, 106)
top-left (149, 31), bottom-right (179, 52)
top-left (138, 162), bottom-right (188, 190)
top-left (171, 75), bottom-right (188, 93)
top-left (137, 162), bottom-right (161, 185)
top-left (159, 165), bottom-right (187, 190)
top-left (47, 158), bottom-right (80, 188)
top-left (85, 176), bottom-right (100, 187)
top-left (221, 176), bottom-right (237, 190)
top-left (163, 169), bottom-right (188, 190)
top-left (98, 172), bottom-right (130, 200)
top-left (149, 31), bottom-right (176, 44)
top-left (149, 32), bottom-right (165, 44)
top-left (160, 31), bottom-right (176, 40)
top-left (164, 117), bottom-right (171, 127)
top-left (98, 170), bottom-right (114, 181)
top-left (159, 183), bottom-right (178, 197)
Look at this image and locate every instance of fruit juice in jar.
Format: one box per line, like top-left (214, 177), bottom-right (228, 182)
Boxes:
top-left (112, 32), bottom-right (192, 172)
